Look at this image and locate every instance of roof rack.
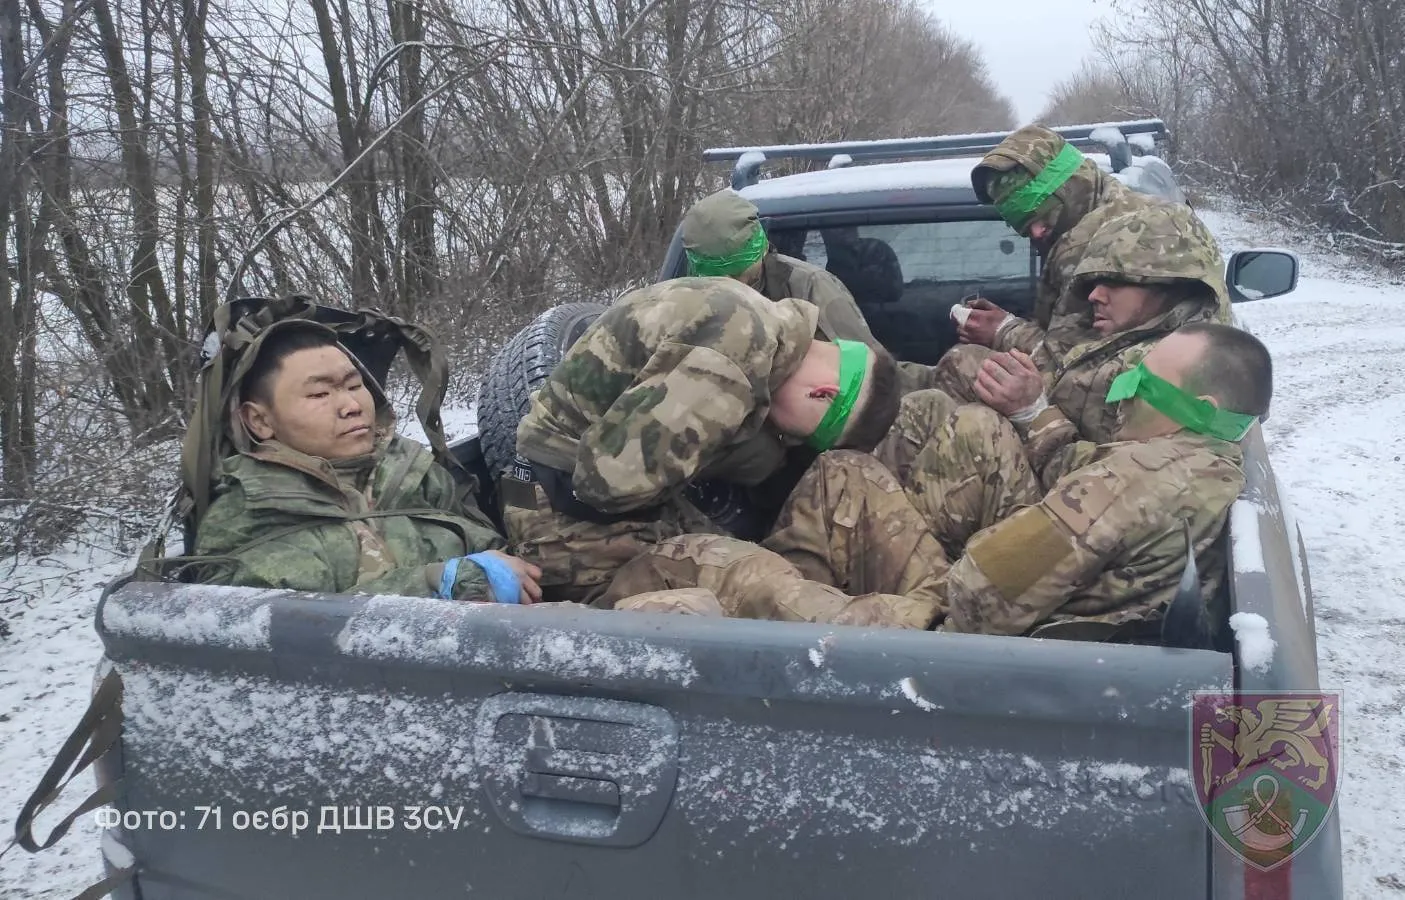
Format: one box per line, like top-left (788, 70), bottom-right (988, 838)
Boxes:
top-left (703, 119), bottom-right (1169, 190)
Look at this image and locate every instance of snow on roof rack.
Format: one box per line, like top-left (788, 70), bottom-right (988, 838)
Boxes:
top-left (704, 119), bottom-right (1169, 190)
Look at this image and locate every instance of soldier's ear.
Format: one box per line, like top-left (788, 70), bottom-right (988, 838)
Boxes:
top-left (240, 400), bottom-right (276, 441)
top-left (1198, 394), bottom-right (1221, 409)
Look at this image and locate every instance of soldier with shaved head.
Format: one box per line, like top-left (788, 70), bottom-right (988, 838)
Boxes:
top-left (603, 321), bottom-right (1271, 639)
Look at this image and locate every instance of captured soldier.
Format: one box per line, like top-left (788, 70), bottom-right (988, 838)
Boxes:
top-left (931, 199), bottom-right (1232, 444)
top-left (680, 188), bottom-right (881, 348)
top-left (603, 321), bottom-right (1272, 640)
top-left (195, 321), bottom-right (542, 604)
top-left (501, 277), bottom-right (900, 606)
top-left (922, 125), bottom-right (1214, 403)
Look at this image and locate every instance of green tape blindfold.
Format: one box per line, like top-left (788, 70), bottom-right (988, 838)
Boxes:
top-left (993, 143), bottom-right (1084, 232)
top-left (1105, 362), bottom-right (1256, 442)
top-left (807, 339), bottom-right (869, 451)
top-left (686, 225), bottom-right (768, 277)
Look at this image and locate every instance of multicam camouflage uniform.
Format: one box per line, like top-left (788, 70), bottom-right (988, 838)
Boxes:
top-left (923, 126), bottom-right (1166, 402)
top-left (607, 387), bottom-right (1245, 637)
top-left (598, 451), bottom-right (947, 628)
top-left (195, 430), bottom-right (505, 599)
top-left (681, 188), bottom-right (881, 348)
top-left (931, 202), bottom-right (1231, 443)
top-left (506, 278), bottom-right (818, 604)
top-left (979, 124), bottom-right (1164, 356)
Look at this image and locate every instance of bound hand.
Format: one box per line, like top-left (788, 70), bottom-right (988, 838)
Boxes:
top-left (957, 298), bottom-right (1011, 347)
top-left (479, 550), bottom-right (543, 604)
top-left (972, 350), bottom-right (1045, 418)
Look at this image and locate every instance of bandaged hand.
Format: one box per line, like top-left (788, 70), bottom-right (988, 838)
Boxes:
top-left (972, 350), bottom-right (1046, 419)
top-left (955, 298), bottom-right (1013, 347)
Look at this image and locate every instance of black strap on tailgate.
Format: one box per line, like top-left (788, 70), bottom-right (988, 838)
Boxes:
top-left (4, 668), bottom-right (137, 897)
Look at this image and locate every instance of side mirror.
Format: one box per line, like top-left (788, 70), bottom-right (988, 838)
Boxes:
top-left (1226, 249), bottom-right (1298, 303)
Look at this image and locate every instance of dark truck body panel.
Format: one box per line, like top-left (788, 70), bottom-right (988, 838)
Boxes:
top-left (98, 583), bottom-right (1232, 899)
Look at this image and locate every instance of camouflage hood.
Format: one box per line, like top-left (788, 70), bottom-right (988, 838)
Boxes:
top-left (1070, 203), bottom-right (1229, 318)
top-left (972, 125), bottom-right (1108, 239)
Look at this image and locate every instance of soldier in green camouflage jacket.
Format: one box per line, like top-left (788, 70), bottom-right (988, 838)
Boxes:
top-left (602, 322), bottom-right (1270, 639)
top-left (195, 325), bottom-right (539, 603)
top-left (505, 277), bottom-right (900, 605)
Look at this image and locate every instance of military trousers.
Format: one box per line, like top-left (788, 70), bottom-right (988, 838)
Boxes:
top-left (597, 390), bottom-right (1046, 628)
top-left (598, 450), bottom-right (948, 628)
top-left (501, 478), bottom-right (721, 605)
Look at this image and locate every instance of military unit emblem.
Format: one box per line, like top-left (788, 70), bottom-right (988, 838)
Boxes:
top-left (1191, 691), bottom-right (1341, 870)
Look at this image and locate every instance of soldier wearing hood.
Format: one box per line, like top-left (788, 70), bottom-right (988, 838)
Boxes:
top-left (680, 189), bottom-right (881, 348)
top-left (195, 324), bottom-right (539, 604)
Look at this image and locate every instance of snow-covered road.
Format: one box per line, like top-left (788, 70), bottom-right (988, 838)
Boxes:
top-left (1202, 205), bottom-right (1405, 897)
top-left (1, 201), bottom-right (1402, 898)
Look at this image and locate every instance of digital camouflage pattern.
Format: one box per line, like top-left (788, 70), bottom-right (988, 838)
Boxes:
top-left (929, 203), bottom-right (1229, 442)
top-left (195, 432), bottom-right (504, 599)
top-left (508, 278), bottom-right (817, 603)
top-left (971, 124), bottom-right (1159, 358)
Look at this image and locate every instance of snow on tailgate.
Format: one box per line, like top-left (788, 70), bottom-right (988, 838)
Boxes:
top-left (336, 595), bottom-right (699, 685)
top-left (102, 583), bottom-right (282, 650)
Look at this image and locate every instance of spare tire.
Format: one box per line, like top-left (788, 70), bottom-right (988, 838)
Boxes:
top-left (478, 302), bottom-right (607, 479)
top-left (477, 301), bottom-right (763, 538)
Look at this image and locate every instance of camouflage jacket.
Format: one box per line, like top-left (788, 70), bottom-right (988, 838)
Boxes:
top-left (516, 278), bottom-right (818, 515)
top-left (974, 128), bottom-right (1158, 359)
top-left (943, 407), bottom-right (1245, 636)
top-left (757, 252), bottom-right (880, 348)
top-left (1044, 202), bottom-right (1232, 443)
top-left (195, 433), bottom-right (504, 598)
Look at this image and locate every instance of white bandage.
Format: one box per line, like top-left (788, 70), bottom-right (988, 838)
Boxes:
top-left (1008, 394), bottom-right (1049, 425)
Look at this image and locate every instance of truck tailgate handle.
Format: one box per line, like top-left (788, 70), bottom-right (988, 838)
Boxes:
top-left (475, 693), bottom-right (679, 847)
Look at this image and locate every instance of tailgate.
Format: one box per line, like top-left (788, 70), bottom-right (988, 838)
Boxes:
top-left (98, 583), bottom-right (1232, 899)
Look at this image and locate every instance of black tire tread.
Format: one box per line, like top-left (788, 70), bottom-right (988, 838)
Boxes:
top-left (478, 302), bottom-right (608, 478)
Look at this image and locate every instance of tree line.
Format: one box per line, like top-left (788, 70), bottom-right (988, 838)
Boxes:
top-left (1038, 0), bottom-right (1405, 267)
top-left (0, 0), bottom-right (1013, 550)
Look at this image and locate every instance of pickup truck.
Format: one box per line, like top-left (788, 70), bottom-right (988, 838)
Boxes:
top-left (38, 121), bottom-right (1342, 899)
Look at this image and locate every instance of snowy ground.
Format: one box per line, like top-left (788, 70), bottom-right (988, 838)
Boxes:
top-left (1, 201), bottom-right (1403, 897)
top-left (1202, 202), bottom-right (1405, 897)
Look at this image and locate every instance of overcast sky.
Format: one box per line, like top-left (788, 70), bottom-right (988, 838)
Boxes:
top-left (936, 0), bottom-right (1111, 124)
